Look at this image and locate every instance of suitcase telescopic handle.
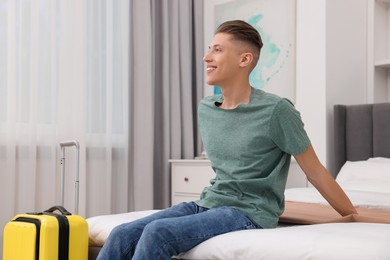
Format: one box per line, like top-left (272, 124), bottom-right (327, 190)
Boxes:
top-left (60, 140), bottom-right (80, 214)
top-left (60, 140), bottom-right (80, 148)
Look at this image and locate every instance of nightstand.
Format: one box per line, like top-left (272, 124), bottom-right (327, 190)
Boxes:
top-left (169, 159), bottom-right (215, 206)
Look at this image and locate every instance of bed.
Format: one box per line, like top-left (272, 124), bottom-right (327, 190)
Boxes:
top-left (87, 102), bottom-right (390, 260)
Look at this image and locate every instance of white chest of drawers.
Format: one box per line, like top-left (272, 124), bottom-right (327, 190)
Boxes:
top-left (169, 159), bottom-right (215, 206)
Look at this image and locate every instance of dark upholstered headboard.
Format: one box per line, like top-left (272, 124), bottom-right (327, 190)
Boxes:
top-left (333, 103), bottom-right (390, 175)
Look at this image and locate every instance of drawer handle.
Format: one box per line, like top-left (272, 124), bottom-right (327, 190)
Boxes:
top-left (184, 177), bottom-right (189, 182)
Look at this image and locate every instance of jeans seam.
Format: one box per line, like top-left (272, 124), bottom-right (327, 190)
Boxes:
top-left (123, 238), bottom-right (139, 259)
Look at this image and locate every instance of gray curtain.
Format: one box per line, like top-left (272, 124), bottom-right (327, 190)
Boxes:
top-left (128, 0), bottom-right (204, 210)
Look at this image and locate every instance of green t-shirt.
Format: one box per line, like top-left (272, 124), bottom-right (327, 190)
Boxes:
top-left (196, 88), bottom-right (311, 228)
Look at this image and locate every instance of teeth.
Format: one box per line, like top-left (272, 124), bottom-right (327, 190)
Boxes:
top-left (207, 67), bottom-right (216, 72)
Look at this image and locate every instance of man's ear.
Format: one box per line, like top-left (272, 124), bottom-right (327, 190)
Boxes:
top-left (239, 53), bottom-right (254, 68)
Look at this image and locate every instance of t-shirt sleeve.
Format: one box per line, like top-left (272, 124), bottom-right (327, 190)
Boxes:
top-left (269, 99), bottom-right (311, 155)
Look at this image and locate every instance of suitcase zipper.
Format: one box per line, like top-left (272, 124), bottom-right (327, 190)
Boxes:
top-left (12, 217), bottom-right (41, 260)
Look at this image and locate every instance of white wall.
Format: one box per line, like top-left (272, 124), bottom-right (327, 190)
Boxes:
top-left (285, 0), bottom-right (369, 180)
top-left (296, 0), bottom-right (327, 165)
top-left (297, 0), bottom-right (367, 169)
top-left (288, 0), bottom-right (327, 186)
top-left (326, 0), bottom-right (368, 174)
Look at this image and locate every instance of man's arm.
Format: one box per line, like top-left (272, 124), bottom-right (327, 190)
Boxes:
top-left (294, 144), bottom-right (357, 216)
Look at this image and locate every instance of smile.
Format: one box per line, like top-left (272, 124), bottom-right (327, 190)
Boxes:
top-left (206, 66), bottom-right (216, 72)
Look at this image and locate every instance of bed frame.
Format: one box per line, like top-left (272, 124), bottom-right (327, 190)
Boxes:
top-left (89, 247), bottom-right (101, 260)
top-left (88, 102), bottom-right (390, 259)
top-left (334, 102), bottom-right (390, 174)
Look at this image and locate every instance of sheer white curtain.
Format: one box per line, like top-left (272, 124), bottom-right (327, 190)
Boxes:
top-left (0, 0), bottom-right (129, 251)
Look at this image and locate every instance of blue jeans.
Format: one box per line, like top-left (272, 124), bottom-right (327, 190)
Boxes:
top-left (96, 202), bottom-right (260, 260)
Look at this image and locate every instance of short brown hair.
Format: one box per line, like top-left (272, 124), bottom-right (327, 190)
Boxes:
top-left (215, 20), bottom-right (263, 66)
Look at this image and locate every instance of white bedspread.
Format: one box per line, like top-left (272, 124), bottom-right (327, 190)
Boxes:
top-left (88, 209), bottom-right (390, 260)
top-left (87, 187), bottom-right (390, 260)
top-left (177, 223), bottom-right (390, 260)
top-left (87, 158), bottom-right (390, 259)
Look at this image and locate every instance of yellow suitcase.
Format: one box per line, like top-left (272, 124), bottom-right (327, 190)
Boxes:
top-left (3, 140), bottom-right (88, 260)
top-left (3, 206), bottom-right (88, 260)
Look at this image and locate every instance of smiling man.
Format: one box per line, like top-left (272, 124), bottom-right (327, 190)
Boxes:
top-left (97, 20), bottom-right (356, 260)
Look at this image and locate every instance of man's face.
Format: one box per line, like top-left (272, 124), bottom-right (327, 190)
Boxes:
top-left (203, 33), bottom-right (244, 86)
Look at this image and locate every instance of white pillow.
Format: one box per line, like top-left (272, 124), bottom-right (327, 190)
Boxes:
top-left (336, 157), bottom-right (390, 193)
top-left (87, 210), bottom-right (160, 246)
top-left (368, 157), bottom-right (390, 163)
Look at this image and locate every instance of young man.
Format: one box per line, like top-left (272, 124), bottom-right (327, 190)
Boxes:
top-left (97, 20), bottom-right (357, 260)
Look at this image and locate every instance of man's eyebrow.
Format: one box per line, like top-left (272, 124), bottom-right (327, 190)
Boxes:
top-left (208, 44), bottom-right (223, 49)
